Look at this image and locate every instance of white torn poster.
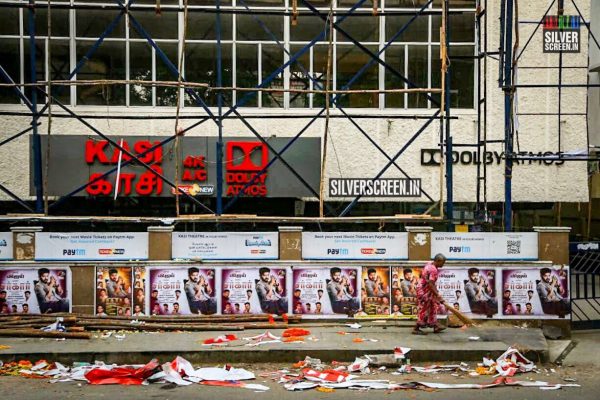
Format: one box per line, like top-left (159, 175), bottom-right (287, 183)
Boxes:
top-left (190, 366), bottom-right (255, 381)
top-left (495, 347), bottom-right (536, 376)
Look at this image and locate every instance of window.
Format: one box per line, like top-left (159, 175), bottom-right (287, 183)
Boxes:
top-left (185, 43), bottom-right (233, 107)
top-left (0, 2), bottom-right (476, 109)
top-left (385, 45), bottom-right (405, 108)
top-left (0, 39), bottom-right (20, 104)
top-left (129, 42), bottom-right (153, 106)
top-left (76, 41), bottom-right (126, 106)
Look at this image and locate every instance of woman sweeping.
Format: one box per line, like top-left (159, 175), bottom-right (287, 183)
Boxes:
top-left (413, 253), bottom-right (447, 335)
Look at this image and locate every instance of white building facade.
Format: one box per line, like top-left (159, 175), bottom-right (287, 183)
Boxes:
top-left (0, 0), bottom-right (591, 220)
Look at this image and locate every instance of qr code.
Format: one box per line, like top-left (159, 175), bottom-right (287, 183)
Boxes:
top-left (507, 240), bottom-right (521, 254)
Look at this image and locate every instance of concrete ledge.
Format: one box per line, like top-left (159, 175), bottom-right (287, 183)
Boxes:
top-left (533, 226), bottom-right (572, 233)
top-left (405, 226), bottom-right (433, 233)
top-left (0, 326), bottom-right (548, 365)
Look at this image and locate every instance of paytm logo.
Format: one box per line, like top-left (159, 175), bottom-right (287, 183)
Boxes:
top-left (63, 248), bottom-right (86, 256)
top-left (327, 248), bottom-right (349, 256)
top-left (449, 246), bottom-right (471, 253)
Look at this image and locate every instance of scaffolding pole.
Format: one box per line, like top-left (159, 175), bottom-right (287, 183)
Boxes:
top-left (503, 0), bottom-right (514, 231)
top-left (28, 0), bottom-right (44, 213)
top-left (443, 0), bottom-right (453, 228)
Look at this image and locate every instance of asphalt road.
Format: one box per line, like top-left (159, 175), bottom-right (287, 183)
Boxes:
top-left (1, 331), bottom-right (598, 400)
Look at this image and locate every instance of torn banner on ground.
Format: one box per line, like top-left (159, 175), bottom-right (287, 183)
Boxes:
top-left (2, 357), bottom-right (265, 390)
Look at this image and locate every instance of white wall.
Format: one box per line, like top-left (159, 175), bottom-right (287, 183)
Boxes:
top-left (589, 0), bottom-right (600, 148)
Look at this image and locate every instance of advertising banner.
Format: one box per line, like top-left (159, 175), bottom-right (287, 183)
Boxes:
top-left (36, 232), bottom-right (149, 261)
top-left (390, 266), bottom-right (421, 318)
top-left (0, 267), bottom-right (71, 314)
top-left (437, 268), bottom-right (498, 318)
top-left (360, 266), bottom-right (391, 316)
top-left (221, 267), bottom-right (288, 315)
top-left (172, 232), bottom-right (278, 260)
top-left (0, 232), bottom-right (13, 260)
top-left (431, 232), bottom-right (538, 260)
top-left (292, 267), bottom-right (360, 317)
top-left (148, 267), bottom-right (217, 316)
top-left (302, 232), bottom-right (408, 260)
top-left (501, 265), bottom-right (570, 318)
top-left (95, 266), bottom-right (142, 316)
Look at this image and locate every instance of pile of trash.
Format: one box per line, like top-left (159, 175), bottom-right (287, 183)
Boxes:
top-left (0, 346), bottom-right (581, 392)
top-left (267, 347), bottom-right (580, 392)
top-left (0, 356), bottom-right (269, 391)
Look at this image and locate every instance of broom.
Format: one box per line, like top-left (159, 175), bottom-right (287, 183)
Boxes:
top-left (442, 301), bottom-right (477, 327)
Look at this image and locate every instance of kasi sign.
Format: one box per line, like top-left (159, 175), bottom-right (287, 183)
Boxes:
top-left (35, 136), bottom-right (321, 198)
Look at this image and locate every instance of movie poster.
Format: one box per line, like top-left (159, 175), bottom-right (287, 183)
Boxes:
top-left (501, 265), bottom-right (570, 318)
top-left (95, 266), bottom-right (134, 316)
top-left (360, 266), bottom-right (391, 316)
top-left (132, 266), bottom-right (147, 316)
top-left (292, 267), bottom-right (360, 317)
top-left (0, 267), bottom-right (71, 314)
top-left (390, 266), bottom-right (421, 318)
top-left (148, 267), bottom-right (216, 316)
top-left (221, 267), bottom-right (288, 315)
top-left (436, 268), bottom-right (498, 318)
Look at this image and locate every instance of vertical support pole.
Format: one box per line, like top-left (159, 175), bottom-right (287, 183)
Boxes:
top-left (557, 0), bottom-right (564, 153)
top-left (503, 0), bottom-right (514, 231)
top-left (29, 0), bottom-right (43, 213)
top-left (476, 0), bottom-right (482, 215)
top-left (216, 0), bottom-right (224, 215)
top-left (444, 0), bottom-right (453, 228)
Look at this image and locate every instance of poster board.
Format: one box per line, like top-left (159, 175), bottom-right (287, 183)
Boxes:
top-left (359, 266), bottom-right (392, 317)
top-left (95, 266), bottom-right (147, 316)
top-left (221, 267), bottom-right (288, 315)
top-left (148, 267), bottom-right (217, 316)
top-left (292, 266), bottom-right (361, 317)
top-left (437, 267), bottom-right (499, 318)
top-left (501, 265), bottom-right (570, 318)
top-left (0, 266), bottom-right (71, 314)
top-left (390, 266), bottom-right (421, 318)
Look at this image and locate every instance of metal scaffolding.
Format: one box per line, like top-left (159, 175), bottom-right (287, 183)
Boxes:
top-left (0, 0), bottom-right (457, 224)
top-left (497, 0), bottom-right (600, 231)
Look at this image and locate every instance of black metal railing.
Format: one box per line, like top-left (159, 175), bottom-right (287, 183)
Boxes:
top-left (570, 243), bottom-right (600, 329)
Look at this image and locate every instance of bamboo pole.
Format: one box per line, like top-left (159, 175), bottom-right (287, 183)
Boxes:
top-left (0, 329), bottom-right (92, 339)
top-left (0, 81), bottom-right (442, 94)
top-left (0, 316), bottom-right (77, 326)
top-left (53, 313), bottom-right (300, 323)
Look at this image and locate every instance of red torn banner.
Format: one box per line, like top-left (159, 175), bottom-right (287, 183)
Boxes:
top-left (85, 359), bottom-right (160, 385)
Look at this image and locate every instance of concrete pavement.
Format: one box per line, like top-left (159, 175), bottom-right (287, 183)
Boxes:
top-left (0, 323), bottom-right (549, 364)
